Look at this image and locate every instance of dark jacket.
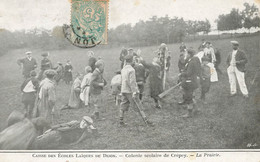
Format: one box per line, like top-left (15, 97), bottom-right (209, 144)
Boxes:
top-left (134, 63), bottom-right (146, 83)
top-left (88, 57), bottom-right (97, 72)
top-left (90, 68), bottom-right (106, 95)
top-left (226, 49), bottom-right (247, 72)
top-left (17, 57), bottom-right (37, 77)
top-left (180, 56), bottom-right (201, 90)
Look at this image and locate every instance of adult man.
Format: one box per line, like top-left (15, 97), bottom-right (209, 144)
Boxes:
top-left (178, 48), bottom-right (201, 118)
top-left (226, 41), bottom-right (248, 98)
top-left (17, 51), bottom-right (37, 78)
top-left (119, 54), bottom-right (154, 127)
top-left (89, 60), bottom-right (107, 120)
top-left (38, 52), bottom-right (52, 80)
top-left (88, 51), bottom-right (97, 72)
top-left (36, 69), bottom-right (57, 122)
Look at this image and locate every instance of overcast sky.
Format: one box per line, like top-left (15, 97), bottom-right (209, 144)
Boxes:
top-left (0, 0), bottom-right (259, 31)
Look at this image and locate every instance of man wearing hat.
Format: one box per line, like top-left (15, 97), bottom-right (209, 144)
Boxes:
top-left (17, 51), bottom-right (37, 79)
top-left (36, 69), bottom-right (57, 122)
top-left (119, 54), bottom-right (154, 127)
top-left (20, 70), bottom-right (39, 118)
top-left (227, 41), bottom-right (248, 98)
top-left (178, 48), bottom-right (201, 118)
top-left (38, 52), bottom-right (52, 80)
top-left (89, 59), bottom-right (107, 120)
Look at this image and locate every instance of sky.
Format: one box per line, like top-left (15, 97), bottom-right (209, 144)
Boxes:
top-left (0, 0), bottom-right (259, 31)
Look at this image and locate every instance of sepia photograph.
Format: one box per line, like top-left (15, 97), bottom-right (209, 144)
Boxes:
top-left (0, 0), bottom-right (259, 157)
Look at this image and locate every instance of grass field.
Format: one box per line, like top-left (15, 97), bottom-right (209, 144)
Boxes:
top-left (0, 33), bottom-right (259, 149)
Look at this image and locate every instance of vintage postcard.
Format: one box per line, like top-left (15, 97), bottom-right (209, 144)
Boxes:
top-left (0, 0), bottom-right (260, 161)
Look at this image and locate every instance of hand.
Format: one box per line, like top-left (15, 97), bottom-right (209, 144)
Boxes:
top-left (132, 92), bottom-right (138, 98)
top-left (178, 73), bottom-right (182, 77)
top-left (99, 83), bottom-right (104, 87)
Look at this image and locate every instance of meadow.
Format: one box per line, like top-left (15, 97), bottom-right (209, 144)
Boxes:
top-left (0, 33), bottom-right (259, 149)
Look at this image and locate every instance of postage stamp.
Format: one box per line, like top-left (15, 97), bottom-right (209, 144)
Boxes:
top-left (64, 0), bottom-right (109, 48)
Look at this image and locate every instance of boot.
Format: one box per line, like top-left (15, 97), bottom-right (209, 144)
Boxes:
top-left (119, 120), bottom-right (128, 127)
top-left (144, 118), bottom-right (155, 127)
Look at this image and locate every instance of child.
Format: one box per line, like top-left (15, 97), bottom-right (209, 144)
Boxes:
top-left (21, 70), bottom-right (39, 119)
top-left (200, 57), bottom-right (211, 104)
top-left (80, 66), bottom-right (93, 107)
top-left (111, 71), bottom-right (122, 105)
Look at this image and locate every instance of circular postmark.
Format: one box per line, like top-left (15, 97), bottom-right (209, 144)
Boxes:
top-left (63, 0), bottom-right (108, 48)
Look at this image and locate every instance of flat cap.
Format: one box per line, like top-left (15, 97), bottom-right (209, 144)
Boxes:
top-left (231, 41), bottom-right (239, 45)
top-left (25, 51), bottom-right (32, 55)
top-left (128, 48), bottom-right (134, 51)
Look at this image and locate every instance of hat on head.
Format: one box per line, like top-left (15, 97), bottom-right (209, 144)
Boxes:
top-left (25, 51), bottom-right (32, 55)
top-left (128, 48), bottom-right (134, 51)
top-left (30, 70), bottom-right (37, 77)
top-left (44, 69), bottom-right (57, 77)
top-left (125, 54), bottom-right (133, 63)
top-left (231, 40), bottom-right (239, 45)
top-left (41, 52), bottom-right (49, 57)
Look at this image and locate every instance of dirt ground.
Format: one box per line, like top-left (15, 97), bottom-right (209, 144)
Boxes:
top-left (0, 34), bottom-right (259, 149)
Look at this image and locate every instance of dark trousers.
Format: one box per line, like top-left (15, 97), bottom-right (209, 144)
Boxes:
top-left (22, 92), bottom-right (36, 119)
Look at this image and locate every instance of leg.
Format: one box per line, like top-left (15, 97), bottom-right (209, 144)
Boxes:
top-left (227, 66), bottom-right (237, 95)
top-left (27, 102), bottom-right (35, 119)
top-left (235, 68), bottom-right (248, 96)
top-left (119, 94), bottom-right (130, 126)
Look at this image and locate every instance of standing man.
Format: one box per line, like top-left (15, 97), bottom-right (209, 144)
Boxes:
top-left (36, 69), bottom-right (57, 122)
top-left (88, 51), bottom-right (97, 73)
top-left (119, 54), bottom-right (154, 127)
top-left (38, 52), bottom-right (52, 80)
top-left (227, 41), bottom-right (249, 98)
top-left (178, 48), bottom-right (201, 118)
top-left (17, 51), bottom-right (37, 79)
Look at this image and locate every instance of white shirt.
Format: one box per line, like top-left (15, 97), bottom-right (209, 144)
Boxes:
top-left (230, 50), bottom-right (237, 66)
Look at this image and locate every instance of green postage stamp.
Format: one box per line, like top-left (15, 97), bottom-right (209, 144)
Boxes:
top-left (64, 0), bottom-right (109, 48)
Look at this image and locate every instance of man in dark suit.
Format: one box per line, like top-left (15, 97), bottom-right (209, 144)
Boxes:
top-left (178, 48), bottom-right (201, 118)
top-left (17, 51), bottom-right (37, 79)
top-left (226, 41), bottom-right (248, 98)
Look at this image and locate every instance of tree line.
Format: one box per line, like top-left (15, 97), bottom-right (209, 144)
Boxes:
top-left (216, 3), bottom-right (260, 32)
top-left (0, 2), bottom-right (259, 56)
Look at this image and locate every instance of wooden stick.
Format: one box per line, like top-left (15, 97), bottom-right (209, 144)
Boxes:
top-left (159, 82), bottom-right (182, 99)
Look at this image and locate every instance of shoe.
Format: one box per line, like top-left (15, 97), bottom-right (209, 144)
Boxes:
top-left (155, 105), bottom-right (162, 109)
top-left (178, 101), bottom-right (186, 105)
top-left (145, 120), bottom-right (155, 127)
top-left (119, 121), bottom-right (128, 127)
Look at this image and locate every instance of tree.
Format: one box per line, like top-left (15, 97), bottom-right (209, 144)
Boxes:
top-left (241, 2), bottom-right (260, 32)
top-left (217, 8), bottom-right (243, 31)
